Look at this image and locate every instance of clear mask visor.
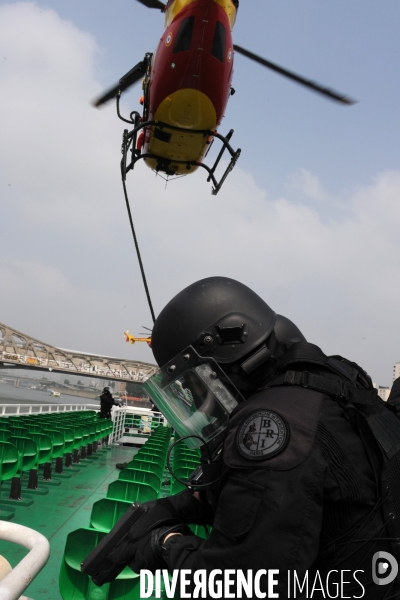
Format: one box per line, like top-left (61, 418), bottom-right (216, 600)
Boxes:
top-left (143, 347), bottom-right (244, 448)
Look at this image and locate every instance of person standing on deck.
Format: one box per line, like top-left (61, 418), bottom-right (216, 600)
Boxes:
top-left (99, 387), bottom-right (119, 418)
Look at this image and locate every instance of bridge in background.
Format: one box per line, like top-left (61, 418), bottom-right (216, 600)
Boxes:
top-left (0, 322), bottom-right (157, 383)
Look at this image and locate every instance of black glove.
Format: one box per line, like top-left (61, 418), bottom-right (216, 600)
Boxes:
top-left (105, 491), bottom-right (211, 573)
top-left (121, 523), bottom-right (191, 573)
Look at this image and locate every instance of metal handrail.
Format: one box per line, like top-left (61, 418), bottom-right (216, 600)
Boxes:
top-left (0, 522), bottom-right (50, 600)
top-left (0, 403), bottom-right (99, 416)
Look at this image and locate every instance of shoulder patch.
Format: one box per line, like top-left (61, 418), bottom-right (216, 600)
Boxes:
top-left (236, 410), bottom-right (290, 460)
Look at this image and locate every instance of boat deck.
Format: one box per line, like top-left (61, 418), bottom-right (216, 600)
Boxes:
top-left (0, 444), bottom-right (139, 600)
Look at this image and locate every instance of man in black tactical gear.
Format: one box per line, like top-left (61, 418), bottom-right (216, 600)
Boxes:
top-left (99, 386), bottom-right (119, 418)
top-left (111, 277), bottom-right (400, 599)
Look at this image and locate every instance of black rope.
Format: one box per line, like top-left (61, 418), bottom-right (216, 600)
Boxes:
top-left (166, 436), bottom-right (221, 490)
top-left (121, 176), bottom-right (155, 323)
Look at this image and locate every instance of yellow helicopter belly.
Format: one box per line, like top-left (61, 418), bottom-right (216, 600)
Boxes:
top-left (144, 88), bottom-right (217, 175)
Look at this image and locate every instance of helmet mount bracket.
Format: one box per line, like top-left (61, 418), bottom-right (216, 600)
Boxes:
top-left (240, 344), bottom-right (272, 374)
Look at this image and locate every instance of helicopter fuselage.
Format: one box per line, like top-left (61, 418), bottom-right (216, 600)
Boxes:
top-left (141, 0), bottom-right (238, 175)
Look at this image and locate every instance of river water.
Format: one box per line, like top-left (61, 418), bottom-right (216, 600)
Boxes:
top-left (0, 383), bottom-right (99, 408)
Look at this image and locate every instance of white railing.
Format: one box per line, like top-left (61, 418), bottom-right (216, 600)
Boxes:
top-left (0, 404), bottom-right (99, 416)
top-left (109, 406), bottom-right (126, 444)
top-left (0, 522), bottom-right (50, 600)
top-left (110, 406), bottom-right (168, 445)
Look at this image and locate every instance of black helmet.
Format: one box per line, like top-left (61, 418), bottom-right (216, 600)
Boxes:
top-left (152, 276), bottom-right (277, 368)
top-left (103, 387), bottom-right (110, 393)
top-left (274, 314), bottom-right (306, 347)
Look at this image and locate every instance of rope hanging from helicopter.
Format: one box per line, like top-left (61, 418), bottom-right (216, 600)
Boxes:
top-left (116, 89), bottom-right (240, 325)
top-left (117, 91), bottom-right (156, 324)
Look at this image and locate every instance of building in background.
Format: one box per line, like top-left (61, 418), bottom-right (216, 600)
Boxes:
top-left (376, 386), bottom-right (391, 402)
top-left (394, 362), bottom-right (400, 383)
top-left (114, 381), bottom-right (126, 395)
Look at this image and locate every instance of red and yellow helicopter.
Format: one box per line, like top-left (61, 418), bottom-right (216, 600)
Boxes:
top-left (124, 330), bottom-right (152, 347)
top-left (95, 0), bottom-right (354, 194)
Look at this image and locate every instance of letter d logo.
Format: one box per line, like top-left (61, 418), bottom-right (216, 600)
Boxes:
top-left (372, 551), bottom-right (398, 586)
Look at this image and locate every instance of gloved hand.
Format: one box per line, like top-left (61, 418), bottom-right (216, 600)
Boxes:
top-left (105, 491), bottom-right (212, 574)
top-left (109, 523), bottom-right (191, 573)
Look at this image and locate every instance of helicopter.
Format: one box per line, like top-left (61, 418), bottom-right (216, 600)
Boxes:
top-left (124, 330), bottom-right (152, 347)
top-left (94, 0), bottom-right (355, 195)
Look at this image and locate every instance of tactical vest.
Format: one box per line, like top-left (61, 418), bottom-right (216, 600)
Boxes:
top-left (265, 342), bottom-right (400, 558)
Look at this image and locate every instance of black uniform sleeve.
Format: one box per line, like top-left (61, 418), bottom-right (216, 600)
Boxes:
top-left (161, 386), bottom-right (327, 597)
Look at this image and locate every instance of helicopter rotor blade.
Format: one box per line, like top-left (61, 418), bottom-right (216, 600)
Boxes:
top-left (93, 59), bottom-right (147, 107)
top-left (135, 0), bottom-right (166, 10)
top-left (233, 44), bottom-right (356, 105)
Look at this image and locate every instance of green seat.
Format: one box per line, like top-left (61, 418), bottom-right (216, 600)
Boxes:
top-left (90, 498), bottom-right (132, 532)
top-left (80, 422), bottom-right (98, 458)
top-left (84, 410), bottom-right (98, 418)
top-left (174, 447), bottom-right (201, 459)
top-left (45, 429), bottom-right (65, 460)
top-left (59, 527), bottom-right (141, 600)
top-left (6, 417), bottom-right (23, 425)
top-left (137, 448), bottom-right (166, 459)
top-left (86, 422), bottom-right (97, 444)
top-left (143, 440), bottom-right (167, 449)
top-left (128, 458), bottom-right (164, 479)
top-left (173, 458), bottom-right (200, 471)
top-left (151, 438), bottom-right (170, 447)
top-left (135, 452), bottom-right (165, 470)
top-left (8, 426), bottom-right (29, 437)
top-left (81, 424), bottom-right (90, 448)
top-left (118, 469), bottom-right (160, 494)
top-left (170, 479), bottom-right (186, 495)
top-left (94, 421), bottom-right (103, 441)
top-left (71, 425), bottom-right (83, 451)
top-left (104, 419), bottom-right (113, 438)
top-left (7, 436), bottom-right (38, 473)
top-left (53, 427), bottom-right (75, 456)
top-left (0, 428), bottom-right (11, 442)
top-left (0, 441), bottom-right (19, 481)
top-left (174, 466), bottom-right (195, 480)
top-left (107, 480), bottom-right (157, 503)
top-left (29, 433), bottom-right (52, 465)
top-left (137, 444), bottom-right (166, 454)
top-left (26, 424), bottom-right (43, 434)
top-left (152, 428), bottom-right (170, 437)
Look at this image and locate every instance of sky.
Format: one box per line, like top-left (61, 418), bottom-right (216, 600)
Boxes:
top-left (0, 0), bottom-right (399, 386)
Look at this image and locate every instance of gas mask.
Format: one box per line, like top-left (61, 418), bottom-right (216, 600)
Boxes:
top-left (143, 347), bottom-right (244, 448)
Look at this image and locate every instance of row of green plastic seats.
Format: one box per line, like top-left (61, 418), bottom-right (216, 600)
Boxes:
top-left (0, 417), bottom-right (113, 483)
top-left (0, 418), bottom-right (111, 450)
top-left (60, 426), bottom-right (173, 600)
top-left (112, 427), bottom-right (172, 497)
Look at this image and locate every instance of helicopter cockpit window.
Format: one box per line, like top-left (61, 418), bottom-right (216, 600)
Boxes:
top-left (173, 17), bottom-right (195, 54)
top-left (211, 21), bottom-right (226, 63)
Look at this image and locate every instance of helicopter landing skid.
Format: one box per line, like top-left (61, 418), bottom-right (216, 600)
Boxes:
top-left (121, 117), bottom-right (241, 195)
